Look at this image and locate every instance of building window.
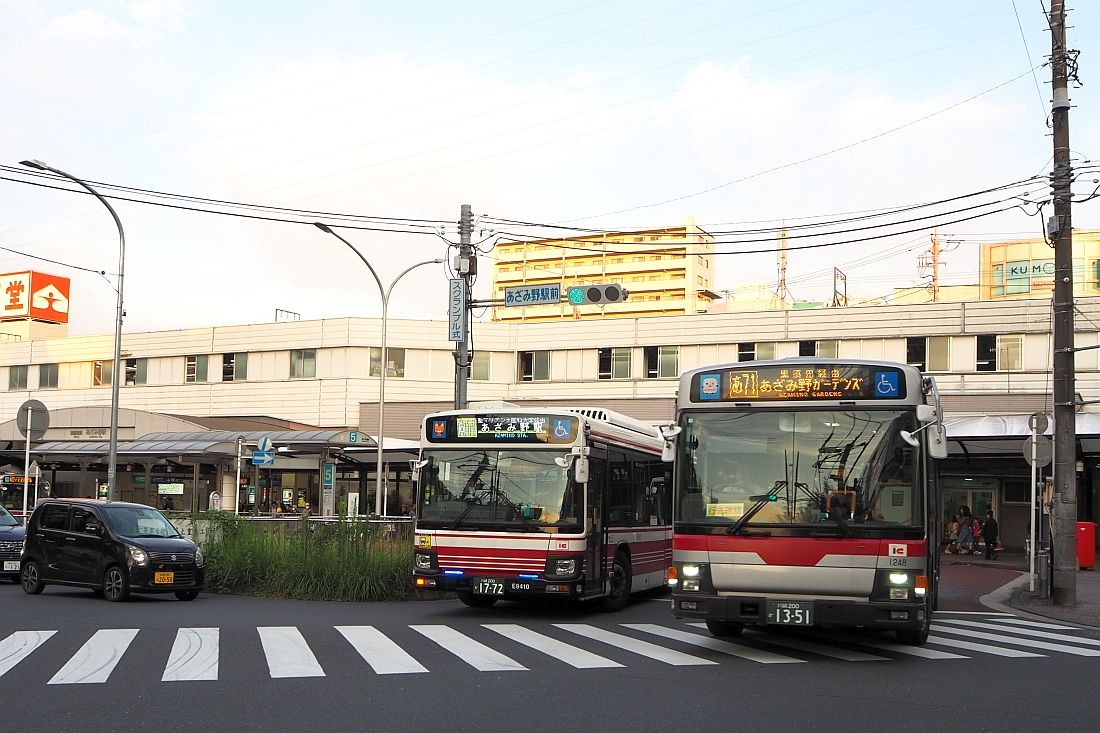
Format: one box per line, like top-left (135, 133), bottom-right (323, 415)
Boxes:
top-left (370, 347), bottom-right (406, 377)
top-left (799, 340), bottom-right (838, 358)
top-left (910, 336), bottom-right (951, 372)
top-left (124, 358), bottom-right (147, 386)
top-left (997, 335), bottom-right (1024, 371)
top-left (39, 363), bottom-right (59, 389)
top-left (93, 360), bottom-right (112, 386)
top-left (976, 334), bottom-right (997, 372)
top-left (739, 342), bottom-right (776, 361)
top-left (518, 350), bottom-right (550, 382)
top-left (222, 352), bottom-right (248, 381)
top-left (8, 365), bottom-right (27, 390)
top-left (185, 355), bottom-right (207, 383)
top-left (290, 349), bottom-right (316, 379)
top-left (471, 352), bottom-right (490, 381)
top-left (644, 346), bottom-right (679, 378)
top-left (598, 347), bottom-right (632, 380)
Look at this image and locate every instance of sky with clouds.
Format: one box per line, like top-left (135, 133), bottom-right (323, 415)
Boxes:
top-left (1, 0), bottom-right (1098, 336)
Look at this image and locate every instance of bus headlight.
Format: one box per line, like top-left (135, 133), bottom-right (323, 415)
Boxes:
top-left (554, 558), bottom-right (576, 575)
top-left (888, 572), bottom-right (909, 586)
top-left (414, 552), bottom-right (436, 571)
top-left (682, 564), bottom-right (701, 578)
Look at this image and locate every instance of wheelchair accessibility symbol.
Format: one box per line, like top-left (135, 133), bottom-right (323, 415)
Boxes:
top-left (874, 371), bottom-right (900, 397)
top-left (552, 419), bottom-right (572, 439)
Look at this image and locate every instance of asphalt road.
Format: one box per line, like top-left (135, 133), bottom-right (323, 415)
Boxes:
top-left (1, 570), bottom-right (1097, 733)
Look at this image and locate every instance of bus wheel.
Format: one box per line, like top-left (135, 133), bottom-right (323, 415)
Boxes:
top-left (457, 591), bottom-right (498, 608)
top-left (705, 620), bottom-right (744, 637)
top-left (599, 553), bottom-right (632, 612)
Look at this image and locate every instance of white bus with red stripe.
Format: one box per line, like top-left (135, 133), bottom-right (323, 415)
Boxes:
top-left (662, 359), bottom-right (947, 645)
top-left (412, 403), bottom-right (669, 611)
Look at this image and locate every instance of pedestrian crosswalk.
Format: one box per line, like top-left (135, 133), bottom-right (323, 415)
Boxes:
top-left (0, 613), bottom-right (1096, 686)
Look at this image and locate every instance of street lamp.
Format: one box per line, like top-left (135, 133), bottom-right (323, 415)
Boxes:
top-left (21, 159), bottom-right (126, 502)
top-left (314, 222), bottom-right (443, 516)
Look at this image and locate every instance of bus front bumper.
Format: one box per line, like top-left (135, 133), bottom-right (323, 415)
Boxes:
top-left (413, 572), bottom-right (585, 597)
top-left (671, 592), bottom-right (927, 629)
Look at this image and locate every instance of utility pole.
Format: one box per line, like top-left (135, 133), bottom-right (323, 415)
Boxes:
top-left (1049, 0), bottom-right (1077, 606)
top-left (454, 204), bottom-right (475, 409)
top-left (918, 230), bottom-right (942, 302)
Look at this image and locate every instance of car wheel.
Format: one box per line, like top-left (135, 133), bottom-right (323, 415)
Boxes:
top-left (102, 566), bottom-right (130, 602)
top-left (175, 590), bottom-right (200, 601)
top-left (599, 553), bottom-right (632, 612)
top-left (21, 561), bottom-right (45, 595)
top-left (456, 590), bottom-right (498, 608)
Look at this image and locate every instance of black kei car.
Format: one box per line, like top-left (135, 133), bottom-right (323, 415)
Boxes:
top-left (1, 504), bottom-right (26, 582)
top-left (21, 499), bottom-right (204, 602)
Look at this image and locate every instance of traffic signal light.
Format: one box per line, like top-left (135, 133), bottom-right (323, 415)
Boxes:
top-left (566, 283), bottom-right (629, 305)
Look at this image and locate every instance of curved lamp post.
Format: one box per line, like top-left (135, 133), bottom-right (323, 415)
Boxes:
top-left (21, 159), bottom-right (126, 502)
top-left (314, 222), bottom-right (442, 516)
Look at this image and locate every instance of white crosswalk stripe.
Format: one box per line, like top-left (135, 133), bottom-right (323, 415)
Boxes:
top-left (623, 623), bottom-right (805, 664)
top-left (0, 630), bottom-right (56, 678)
top-left (555, 623), bottom-right (717, 665)
top-left (335, 626), bottom-right (428, 675)
top-left (162, 628), bottom-right (219, 682)
top-left (931, 623), bottom-right (1100, 656)
top-left (411, 625), bottom-right (527, 671)
top-left (483, 624), bottom-right (624, 669)
top-left (257, 627), bottom-right (325, 678)
top-left (48, 629), bottom-right (139, 684)
top-left (4, 614), bottom-right (1100, 685)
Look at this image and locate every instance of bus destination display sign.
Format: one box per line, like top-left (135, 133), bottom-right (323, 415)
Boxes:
top-left (692, 364), bottom-right (907, 402)
top-left (426, 414), bottom-right (580, 444)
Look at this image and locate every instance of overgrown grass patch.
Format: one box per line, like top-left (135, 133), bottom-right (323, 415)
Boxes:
top-left (189, 513), bottom-right (414, 602)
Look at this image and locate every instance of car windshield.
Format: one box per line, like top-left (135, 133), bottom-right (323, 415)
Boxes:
top-left (0, 506), bottom-right (17, 526)
top-left (103, 505), bottom-right (181, 538)
top-left (417, 449), bottom-right (582, 531)
top-left (676, 409), bottom-right (921, 530)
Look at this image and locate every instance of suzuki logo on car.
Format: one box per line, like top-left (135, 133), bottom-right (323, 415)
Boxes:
top-left (171, 555), bottom-right (177, 561)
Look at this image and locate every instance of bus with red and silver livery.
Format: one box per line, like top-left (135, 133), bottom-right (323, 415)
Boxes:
top-left (412, 403), bottom-right (670, 611)
top-left (662, 359), bottom-right (947, 644)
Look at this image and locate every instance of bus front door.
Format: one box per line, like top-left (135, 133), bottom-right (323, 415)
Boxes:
top-left (584, 455), bottom-right (607, 597)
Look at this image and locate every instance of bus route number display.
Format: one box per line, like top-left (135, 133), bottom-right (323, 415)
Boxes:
top-left (426, 414), bottom-right (579, 444)
top-left (692, 364), bottom-right (907, 402)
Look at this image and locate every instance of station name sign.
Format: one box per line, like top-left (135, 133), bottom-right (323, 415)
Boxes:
top-left (691, 364), bottom-right (907, 402)
top-left (426, 414), bottom-right (579, 444)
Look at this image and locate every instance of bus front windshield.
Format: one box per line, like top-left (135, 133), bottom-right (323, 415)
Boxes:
top-left (417, 449), bottom-right (582, 531)
top-left (677, 410), bottom-right (921, 531)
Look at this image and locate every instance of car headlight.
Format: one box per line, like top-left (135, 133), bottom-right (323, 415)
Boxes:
top-left (128, 546), bottom-right (149, 567)
top-left (553, 558), bottom-right (576, 575)
top-left (414, 553), bottom-right (433, 570)
top-left (195, 548), bottom-right (205, 568)
top-left (888, 572), bottom-right (909, 585)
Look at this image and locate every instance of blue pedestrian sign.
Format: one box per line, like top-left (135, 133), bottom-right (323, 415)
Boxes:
top-left (251, 450), bottom-right (275, 466)
top-left (505, 284), bottom-right (562, 307)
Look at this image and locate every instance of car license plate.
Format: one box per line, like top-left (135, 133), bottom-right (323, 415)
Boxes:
top-left (154, 571), bottom-right (175, 584)
top-left (2, 561), bottom-right (18, 571)
top-left (766, 600), bottom-right (813, 626)
top-left (472, 577), bottom-right (504, 595)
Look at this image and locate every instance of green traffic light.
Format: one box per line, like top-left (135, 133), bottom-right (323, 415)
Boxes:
top-left (567, 287), bottom-right (585, 305)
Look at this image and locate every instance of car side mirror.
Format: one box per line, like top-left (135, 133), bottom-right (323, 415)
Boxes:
top-left (85, 520), bottom-right (101, 535)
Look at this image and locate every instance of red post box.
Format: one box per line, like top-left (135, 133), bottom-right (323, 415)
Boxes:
top-left (1078, 522), bottom-right (1097, 570)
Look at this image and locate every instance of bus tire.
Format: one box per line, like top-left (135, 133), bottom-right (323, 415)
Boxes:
top-left (896, 604), bottom-right (931, 645)
top-left (599, 553), bottom-right (632, 612)
top-left (457, 590), bottom-right (498, 608)
top-left (705, 619), bottom-right (744, 637)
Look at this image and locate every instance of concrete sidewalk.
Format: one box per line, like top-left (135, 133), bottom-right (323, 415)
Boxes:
top-left (1005, 568), bottom-right (1100, 628)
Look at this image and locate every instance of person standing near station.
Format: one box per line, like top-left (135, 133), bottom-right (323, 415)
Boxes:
top-left (980, 509), bottom-right (1000, 560)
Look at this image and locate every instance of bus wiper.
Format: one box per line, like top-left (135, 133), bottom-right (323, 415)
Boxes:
top-left (822, 513), bottom-right (855, 537)
top-left (449, 490), bottom-right (487, 529)
top-left (726, 489), bottom-right (779, 535)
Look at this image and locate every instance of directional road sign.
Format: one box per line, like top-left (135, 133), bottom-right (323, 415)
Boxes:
top-left (251, 450), bottom-right (275, 466)
top-left (257, 435), bottom-right (273, 453)
top-left (504, 284), bottom-right (561, 307)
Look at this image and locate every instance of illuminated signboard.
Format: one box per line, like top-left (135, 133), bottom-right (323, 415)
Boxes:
top-left (426, 414), bottom-right (580, 444)
top-left (0, 271), bottom-right (71, 324)
top-left (691, 364), bottom-right (907, 402)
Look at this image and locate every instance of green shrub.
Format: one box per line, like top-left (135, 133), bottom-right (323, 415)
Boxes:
top-left (191, 513), bottom-right (414, 602)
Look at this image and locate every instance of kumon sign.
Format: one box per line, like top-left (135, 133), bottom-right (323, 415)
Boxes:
top-left (0, 271), bottom-right (71, 324)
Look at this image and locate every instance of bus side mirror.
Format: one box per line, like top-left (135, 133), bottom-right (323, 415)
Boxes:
top-left (927, 423), bottom-right (948, 459)
top-left (410, 459), bottom-right (428, 483)
top-left (659, 425), bottom-right (681, 463)
top-left (573, 456), bottom-right (590, 483)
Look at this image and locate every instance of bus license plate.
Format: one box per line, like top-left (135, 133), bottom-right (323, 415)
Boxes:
top-left (766, 601), bottom-right (813, 626)
top-left (472, 577), bottom-right (504, 595)
top-left (154, 571), bottom-right (175, 584)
